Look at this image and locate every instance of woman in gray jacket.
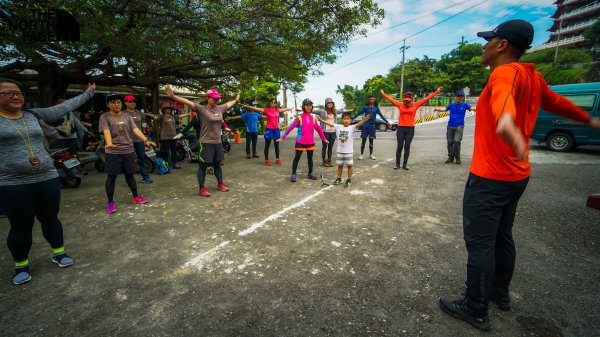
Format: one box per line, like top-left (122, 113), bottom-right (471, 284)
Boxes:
top-left (0, 78), bottom-right (95, 285)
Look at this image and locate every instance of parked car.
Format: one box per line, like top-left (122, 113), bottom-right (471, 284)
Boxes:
top-left (352, 115), bottom-right (398, 131)
top-left (531, 82), bottom-right (600, 151)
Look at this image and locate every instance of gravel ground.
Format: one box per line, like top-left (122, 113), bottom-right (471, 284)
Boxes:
top-left (0, 124), bottom-right (598, 337)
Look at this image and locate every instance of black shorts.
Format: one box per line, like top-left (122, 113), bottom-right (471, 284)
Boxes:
top-left (199, 143), bottom-right (224, 164)
top-left (105, 153), bottom-right (137, 175)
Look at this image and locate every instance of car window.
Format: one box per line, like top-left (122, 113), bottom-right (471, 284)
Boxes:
top-left (564, 94), bottom-right (596, 112)
top-left (353, 115), bottom-right (363, 122)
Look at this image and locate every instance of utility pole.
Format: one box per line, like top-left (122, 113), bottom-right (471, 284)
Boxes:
top-left (281, 82), bottom-right (287, 108)
top-left (399, 39), bottom-right (410, 98)
top-left (461, 36), bottom-right (465, 46)
top-left (554, 19), bottom-right (563, 65)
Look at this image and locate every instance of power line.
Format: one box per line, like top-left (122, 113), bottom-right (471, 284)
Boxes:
top-left (351, 0), bottom-right (476, 42)
top-left (329, 0), bottom-right (492, 73)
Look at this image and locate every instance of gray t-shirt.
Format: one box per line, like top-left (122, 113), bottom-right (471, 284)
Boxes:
top-left (125, 109), bottom-right (148, 142)
top-left (159, 114), bottom-right (180, 140)
top-left (0, 89), bottom-right (94, 186)
top-left (193, 103), bottom-right (228, 144)
top-left (99, 112), bottom-right (138, 154)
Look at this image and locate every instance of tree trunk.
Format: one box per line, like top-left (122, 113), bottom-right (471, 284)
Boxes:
top-left (37, 63), bottom-right (69, 107)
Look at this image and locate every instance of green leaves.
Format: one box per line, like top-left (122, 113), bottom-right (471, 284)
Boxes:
top-left (1, 0), bottom-right (383, 102)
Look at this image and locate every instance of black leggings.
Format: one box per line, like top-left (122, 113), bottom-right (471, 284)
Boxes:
top-left (396, 126), bottom-right (415, 166)
top-left (0, 178), bottom-right (64, 262)
top-left (264, 139), bottom-right (280, 161)
top-left (246, 132), bottom-right (258, 155)
top-left (106, 173), bottom-right (138, 202)
top-left (160, 139), bottom-right (178, 165)
top-left (360, 138), bottom-right (374, 155)
top-left (321, 132), bottom-right (336, 160)
top-left (197, 162), bottom-right (223, 187)
top-left (292, 150), bottom-right (314, 175)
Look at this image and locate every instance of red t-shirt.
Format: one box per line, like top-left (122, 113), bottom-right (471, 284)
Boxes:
top-left (471, 62), bottom-right (590, 181)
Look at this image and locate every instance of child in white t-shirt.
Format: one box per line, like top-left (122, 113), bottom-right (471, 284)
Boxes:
top-left (321, 112), bottom-right (370, 187)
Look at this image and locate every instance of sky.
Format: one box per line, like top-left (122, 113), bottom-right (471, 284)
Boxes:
top-left (279, 0), bottom-right (557, 108)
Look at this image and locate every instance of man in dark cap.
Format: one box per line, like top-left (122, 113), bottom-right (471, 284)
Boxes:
top-left (438, 19), bottom-right (600, 331)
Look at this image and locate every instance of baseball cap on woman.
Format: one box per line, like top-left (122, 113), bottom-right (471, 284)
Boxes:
top-left (124, 95), bottom-right (137, 102)
top-left (205, 88), bottom-right (221, 99)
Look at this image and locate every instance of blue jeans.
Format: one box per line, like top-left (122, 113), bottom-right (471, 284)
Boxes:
top-left (133, 141), bottom-right (150, 179)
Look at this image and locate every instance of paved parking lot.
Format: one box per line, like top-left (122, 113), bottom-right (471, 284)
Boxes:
top-left (1, 119), bottom-right (599, 336)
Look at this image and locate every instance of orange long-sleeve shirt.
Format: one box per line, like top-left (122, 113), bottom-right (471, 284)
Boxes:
top-left (471, 62), bottom-right (590, 181)
top-left (381, 91), bottom-right (439, 127)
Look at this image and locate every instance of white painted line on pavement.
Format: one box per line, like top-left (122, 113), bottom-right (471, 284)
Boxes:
top-left (238, 158), bottom-right (392, 237)
top-left (238, 185), bottom-right (334, 237)
top-left (184, 158), bottom-right (393, 271)
top-left (184, 240), bottom-right (230, 270)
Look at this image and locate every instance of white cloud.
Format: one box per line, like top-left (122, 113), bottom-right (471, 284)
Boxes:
top-left (290, 0), bottom-right (559, 108)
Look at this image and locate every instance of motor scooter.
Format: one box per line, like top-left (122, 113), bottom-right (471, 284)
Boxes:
top-left (51, 148), bottom-right (84, 188)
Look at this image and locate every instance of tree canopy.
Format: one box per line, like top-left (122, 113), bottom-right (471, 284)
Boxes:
top-left (0, 0), bottom-right (384, 107)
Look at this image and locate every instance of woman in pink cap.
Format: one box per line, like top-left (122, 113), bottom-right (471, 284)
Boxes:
top-left (165, 85), bottom-right (239, 197)
top-left (240, 99), bottom-right (291, 166)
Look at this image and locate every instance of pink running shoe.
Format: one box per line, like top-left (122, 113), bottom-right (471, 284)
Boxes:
top-left (132, 195), bottom-right (149, 204)
top-left (217, 182), bottom-right (229, 192)
top-left (106, 201), bottom-right (117, 214)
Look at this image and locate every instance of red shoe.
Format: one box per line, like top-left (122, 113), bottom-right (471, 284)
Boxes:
top-left (198, 187), bottom-right (211, 197)
top-left (217, 182), bottom-right (229, 192)
top-left (276, 159), bottom-right (282, 165)
top-left (265, 160), bottom-right (271, 166)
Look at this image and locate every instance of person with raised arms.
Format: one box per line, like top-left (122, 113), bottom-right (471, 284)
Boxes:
top-left (165, 85), bottom-right (239, 197)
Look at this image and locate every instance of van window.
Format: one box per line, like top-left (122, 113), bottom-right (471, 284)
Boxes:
top-left (564, 95), bottom-right (596, 111)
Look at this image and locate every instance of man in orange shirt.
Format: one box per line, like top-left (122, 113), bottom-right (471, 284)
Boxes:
top-left (438, 19), bottom-right (600, 331)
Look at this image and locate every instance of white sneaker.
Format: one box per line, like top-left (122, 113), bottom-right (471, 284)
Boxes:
top-left (358, 155), bottom-right (363, 160)
top-left (370, 154), bottom-right (376, 160)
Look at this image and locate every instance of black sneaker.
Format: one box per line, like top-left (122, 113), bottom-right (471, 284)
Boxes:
top-left (333, 178), bottom-right (342, 185)
top-left (490, 292), bottom-right (511, 311)
top-left (344, 179), bottom-right (351, 187)
top-left (439, 296), bottom-right (490, 331)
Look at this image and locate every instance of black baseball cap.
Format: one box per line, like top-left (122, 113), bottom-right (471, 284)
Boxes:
top-left (477, 19), bottom-right (534, 50)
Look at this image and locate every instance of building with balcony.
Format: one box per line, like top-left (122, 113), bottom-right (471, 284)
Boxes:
top-left (528, 0), bottom-right (600, 53)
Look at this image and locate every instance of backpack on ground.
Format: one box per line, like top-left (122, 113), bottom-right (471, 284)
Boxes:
top-left (154, 157), bottom-right (170, 174)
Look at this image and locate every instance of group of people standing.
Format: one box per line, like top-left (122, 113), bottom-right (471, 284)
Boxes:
top-left (3, 18), bottom-right (600, 336)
